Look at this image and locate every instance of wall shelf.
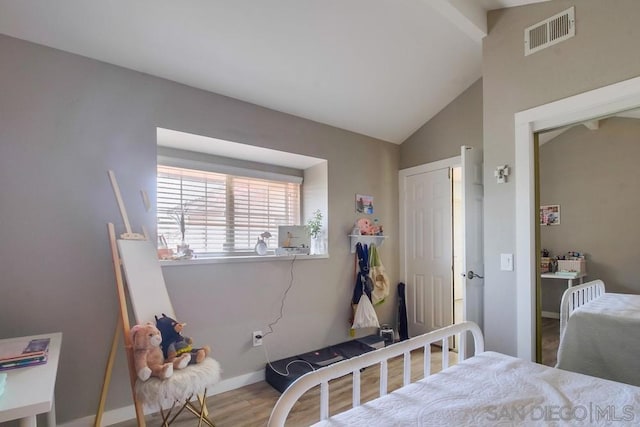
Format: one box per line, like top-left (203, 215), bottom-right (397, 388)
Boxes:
top-left (349, 235), bottom-right (387, 253)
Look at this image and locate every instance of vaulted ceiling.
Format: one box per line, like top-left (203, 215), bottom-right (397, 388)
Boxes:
top-left (0, 0), bottom-right (548, 143)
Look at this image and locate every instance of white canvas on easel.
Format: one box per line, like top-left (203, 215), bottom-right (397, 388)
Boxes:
top-left (117, 239), bottom-right (176, 323)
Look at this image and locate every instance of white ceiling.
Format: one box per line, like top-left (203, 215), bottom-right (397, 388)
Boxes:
top-left (538, 107), bottom-right (640, 145)
top-left (0, 0), bottom-right (548, 144)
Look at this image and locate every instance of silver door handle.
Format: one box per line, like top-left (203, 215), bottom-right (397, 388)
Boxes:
top-left (463, 270), bottom-right (484, 279)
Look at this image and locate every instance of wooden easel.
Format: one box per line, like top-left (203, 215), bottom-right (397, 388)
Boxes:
top-left (96, 171), bottom-right (217, 427)
top-left (94, 223), bottom-right (147, 426)
top-left (94, 171), bottom-right (148, 427)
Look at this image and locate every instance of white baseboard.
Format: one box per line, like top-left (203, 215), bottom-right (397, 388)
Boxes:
top-left (209, 369), bottom-right (264, 395)
top-left (541, 311), bottom-right (560, 319)
top-left (60, 370), bottom-right (265, 427)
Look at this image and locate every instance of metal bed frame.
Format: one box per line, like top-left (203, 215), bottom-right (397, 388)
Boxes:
top-left (268, 321), bottom-right (484, 427)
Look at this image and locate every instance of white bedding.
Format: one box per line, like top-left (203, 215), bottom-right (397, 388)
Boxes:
top-left (312, 351), bottom-right (640, 426)
top-left (556, 293), bottom-right (640, 386)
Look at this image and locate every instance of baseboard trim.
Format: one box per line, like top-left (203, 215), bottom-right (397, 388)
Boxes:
top-left (59, 370), bottom-right (265, 427)
top-left (541, 311), bottom-right (560, 319)
top-left (209, 369), bottom-right (265, 395)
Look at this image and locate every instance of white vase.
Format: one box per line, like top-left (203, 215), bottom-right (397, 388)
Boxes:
top-left (311, 235), bottom-right (325, 255)
top-left (176, 242), bottom-right (193, 258)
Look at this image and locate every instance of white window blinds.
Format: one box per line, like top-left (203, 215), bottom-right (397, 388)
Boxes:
top-left (157, 165), bottom-right (300, 255)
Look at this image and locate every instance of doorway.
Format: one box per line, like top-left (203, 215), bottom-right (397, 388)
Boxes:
top-left (536, 111), bottom-right (640, 366)
top-left (515, 75), bottom-right (640, 361)
top-left (400, 162), bottom-right (457, 337)
top-left (399, 146), bottom-right (483, 342)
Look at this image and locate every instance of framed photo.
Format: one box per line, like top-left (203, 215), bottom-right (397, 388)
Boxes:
top-left (277, 226), bottom-right (310, 248)
top-left (540, 204), bottom-right (560, 225)
top-left (356, 194), bottom-right (374, 214)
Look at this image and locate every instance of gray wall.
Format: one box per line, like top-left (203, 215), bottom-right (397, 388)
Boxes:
top-left (539, 118), bottom-right (640, 312)
top-left (483, 0), bottom-right (640, 354)
top-left (0, 34), bottom-right (399, 423)
top-left (400, 78), bottom-right (483, 168)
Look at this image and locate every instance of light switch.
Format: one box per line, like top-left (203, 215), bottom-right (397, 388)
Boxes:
top-left (501, 253), bottom-right (514, 271)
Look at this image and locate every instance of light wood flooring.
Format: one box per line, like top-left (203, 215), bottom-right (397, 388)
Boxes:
top-left (112, 345), bottom-right (458, 427)
top-left (113, 324), bottom-right (561, 427)
top-left (540, 317), bottom-right (560, 367)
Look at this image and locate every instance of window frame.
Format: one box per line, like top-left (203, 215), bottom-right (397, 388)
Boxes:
top-left (157, 161), bottom-right (302, 258)
top-left (155, 129), bottom-right (329, 264)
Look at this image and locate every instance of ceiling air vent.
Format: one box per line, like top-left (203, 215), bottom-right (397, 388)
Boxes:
top-left (524, 7), bottom-right (575, 56)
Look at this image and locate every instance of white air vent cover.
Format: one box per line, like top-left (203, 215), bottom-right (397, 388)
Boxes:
top-left (525, 7), bottom-right (575, 56)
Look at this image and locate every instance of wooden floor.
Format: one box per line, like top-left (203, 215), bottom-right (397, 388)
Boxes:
top-left (540, 317), bottom-right (560, 367)
top-left (112, 345), bottom-right (459, 427)
top-left (114, 325), bottom-right (561, 427)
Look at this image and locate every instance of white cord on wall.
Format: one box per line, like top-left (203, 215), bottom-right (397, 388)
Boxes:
top-left (260, 255), bottom-right (316, 376)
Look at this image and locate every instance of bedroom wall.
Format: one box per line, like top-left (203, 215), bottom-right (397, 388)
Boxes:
top-left (400, 78), bottom-right (483, 168)
top-left (0, 34), bottom-right (399, 423)
top-left (539, 117), bottom-right (640, 312)
top-left (483, 0), bottom-right (640, 355)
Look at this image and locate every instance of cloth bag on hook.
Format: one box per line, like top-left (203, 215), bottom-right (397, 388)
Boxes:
top-left (351, 242), bottom-right (378, 329)
top-left (351, 243), bottom-right (373, 304)
top-left (369, 244), bottom-right (390, 305)
top-left (352, 293), bottom-right (380, 329)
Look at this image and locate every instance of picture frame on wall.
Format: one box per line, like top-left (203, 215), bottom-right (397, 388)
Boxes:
top-left (540, 204), bottom-right (560, 225)
top-left (356, 194), bottom-right (374, 214)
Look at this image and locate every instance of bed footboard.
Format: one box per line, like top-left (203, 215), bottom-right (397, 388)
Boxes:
top-left (559, 279), bottom-right (605, 338)
top-left (268, 321), bottom-right (484, 427)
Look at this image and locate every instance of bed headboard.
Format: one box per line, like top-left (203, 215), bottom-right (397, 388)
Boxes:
top-left (559, 279), bottom-right (605, 338)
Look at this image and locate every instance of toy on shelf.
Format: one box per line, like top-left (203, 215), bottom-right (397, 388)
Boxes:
top-left (355, 218), bottom-right (383, 236)
top-left (349, 218), bottom-right (386, 253)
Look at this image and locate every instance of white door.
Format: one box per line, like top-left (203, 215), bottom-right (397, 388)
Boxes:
top-left (461, 146), bottom-right (484, 355)
top-left (404, 167), bottom-right (453, 336)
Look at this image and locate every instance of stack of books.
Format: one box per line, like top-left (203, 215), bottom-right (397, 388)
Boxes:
top-left (555, 271), bottom-right (579, 278)
top-left (0, 338), bottom-right (50, 371)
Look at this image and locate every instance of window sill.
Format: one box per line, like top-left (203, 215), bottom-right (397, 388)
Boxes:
top-left (159, 253), bottom-right (329, 267)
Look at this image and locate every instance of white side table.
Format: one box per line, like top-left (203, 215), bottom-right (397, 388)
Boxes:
top-left (540, 273), bottom-right (587, 319)
top-left (541, 272), bottom-right (587, 289)
top-left (0, 332), bottom-right (62, 427)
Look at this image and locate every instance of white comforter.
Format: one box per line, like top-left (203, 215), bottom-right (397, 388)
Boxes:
top-left (312, 351), bottom-right (640, 426)
top-left (556, 293), bottom-right (640, 387)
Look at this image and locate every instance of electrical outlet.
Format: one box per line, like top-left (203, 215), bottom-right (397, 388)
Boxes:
top-left (252, 331), bottom-right (263, 347)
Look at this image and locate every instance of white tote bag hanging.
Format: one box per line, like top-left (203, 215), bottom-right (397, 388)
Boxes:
top-left (352, 293), bottom-right (380, 329)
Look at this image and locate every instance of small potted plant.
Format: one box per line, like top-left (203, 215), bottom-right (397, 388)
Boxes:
top-left (306, 209), bottom-right (324, 254)
top-left (170, 203), bottom-right (192, 258)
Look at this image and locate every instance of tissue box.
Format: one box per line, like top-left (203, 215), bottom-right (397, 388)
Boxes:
top-left (557, 259), bottom-right (586, 274)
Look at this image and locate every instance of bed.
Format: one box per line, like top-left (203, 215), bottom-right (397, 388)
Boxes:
top-left (268, 321), bottom-right (640, 426)
top-left (556, 279), bottom-right (640, 386)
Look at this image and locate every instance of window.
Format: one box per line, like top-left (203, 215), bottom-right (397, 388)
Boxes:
top-left (157, 165), bottom-right (300, 256)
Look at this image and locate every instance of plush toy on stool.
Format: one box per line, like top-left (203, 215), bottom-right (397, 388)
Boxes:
top-left (131, 322), bottom-right (176, 381)
top-left (155, 314), bottom-right (211, 364)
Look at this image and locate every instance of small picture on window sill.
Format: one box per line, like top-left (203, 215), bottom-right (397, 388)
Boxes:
top-left (540, 204), bottom-right (560, 226)
top-left (278, 226), bottom-right (310, 248)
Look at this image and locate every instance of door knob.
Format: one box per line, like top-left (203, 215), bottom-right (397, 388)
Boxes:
top-left (464, 270), bottom-right (484, 280)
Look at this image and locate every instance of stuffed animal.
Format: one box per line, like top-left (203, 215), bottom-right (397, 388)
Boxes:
top-left (155, 314), bottom-right (210, 364)
top-left (131, 322), bottom-right (174, 381)
top-left (356, 218), bottom-right (381, 236)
